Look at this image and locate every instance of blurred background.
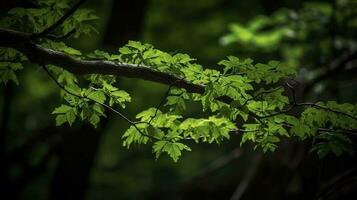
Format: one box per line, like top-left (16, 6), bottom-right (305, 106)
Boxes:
top-left (1, 0), bottom-right (357, 199)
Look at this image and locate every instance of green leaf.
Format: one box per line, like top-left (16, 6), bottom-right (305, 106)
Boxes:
top-left (110, 90), bottom-right (131, 107)
top-left (136, 108), bottom-right (157, 121)
top-left (52, 104), bottom-right (77, 126)
top-left (52, 104), bottom-right (73, 114)
top-left (64, 84), bottom-right (81, 95)
top-left (89, 113), bottom-right (100, 128)
top-left (122, 126), bottom-right (149, 148)
top-left (55, 115), bottom-right (67, 126)
top-left (153, 141), bottom-right (191, 162)
top-left (43, 42), bottom-right (82, 56)
top-left (86, 90), bottom-right (106, 104)
top-left (93, 104), bottom-right (105, 116)
top-left (66, 110), bottom-right (76, 126)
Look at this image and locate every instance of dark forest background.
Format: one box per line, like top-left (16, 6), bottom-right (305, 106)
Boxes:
top-left (1, 0), bottom-right (356, 199)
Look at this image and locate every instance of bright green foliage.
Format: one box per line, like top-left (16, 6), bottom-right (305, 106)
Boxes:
top-left (179, 116), bottom-right (236, 143)
top-left (121, 107), bottom-right (236, 160)
top-left (153, 141), bottom-right (191, 162)
top-left (1, 0), bottom-right (357, 162)
top-left (49, 73), bottom-right (131, 128)
top-left (219, 56), bottom-right (296, 84)
top-left (165, 89), bottom-right (190, 113)
top-left (51, 85), bottom-right (107, 128)
top-left (240, 121), bottom-right (289, 153)
top-left (122, 126), bottom-right (149, 148)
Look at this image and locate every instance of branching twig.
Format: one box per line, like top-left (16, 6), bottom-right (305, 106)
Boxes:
top-left (132, 85), bottom-right (174, 126)
top-left (295, 102), bottom-right (357, 121)
top-left (239, 86), bottom-right (284, 109)
top-left (259, 100), bottom-right (357, 121)
top-left (281, 123), bottom-right (357, 136)
top-left (42, 65), bottom-right (157, 140)
top-left (234, 129), bottom-right (260, 134)
top-left (148, 84), bottom-right (175, 124)
top-left (135, 79), bottom-right (184, 126)
top-left (257, 81), bottom-right (357, 122)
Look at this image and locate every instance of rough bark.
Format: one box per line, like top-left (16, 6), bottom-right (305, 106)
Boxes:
top-left (0, 28), bottom-right (206, 96)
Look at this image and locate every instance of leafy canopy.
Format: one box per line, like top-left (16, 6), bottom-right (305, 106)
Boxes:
top-left (1, 0), bottom-right (356, 162)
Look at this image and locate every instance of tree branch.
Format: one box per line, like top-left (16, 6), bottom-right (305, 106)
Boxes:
top-left (0, 28), bottom-right (206, 95)
top-left (1, 28), bottom-right (356, 126)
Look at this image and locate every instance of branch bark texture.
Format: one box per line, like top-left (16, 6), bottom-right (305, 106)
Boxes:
top-left (0, 28), bottom-right (206, 95)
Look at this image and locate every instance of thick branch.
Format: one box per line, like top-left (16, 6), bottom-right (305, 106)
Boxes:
top-left (0, 28), bottom-right (206, 95)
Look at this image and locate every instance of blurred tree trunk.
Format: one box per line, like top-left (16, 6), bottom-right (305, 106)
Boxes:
top-left (48, 0), bottom-right (148, 199)
top-left (49, 124), bottom-right (105, 200)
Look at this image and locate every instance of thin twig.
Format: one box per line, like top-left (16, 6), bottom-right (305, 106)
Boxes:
top-left (135, 80), bottom-right (180, 125)
top-left (239, 86), bottom-right (284, 109)
top-left (234, 128), bottom-right (260, 134)
top-left (148, 84), bottom-right (175, 124)
top-left (46, 28), bottom-right (76, 40)
top-left (296, 102), bottom-right (357, 121)
top-left (281, 123), bottom-right (357, 136)
top-left (257, 81), bottom-right (357, 122)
